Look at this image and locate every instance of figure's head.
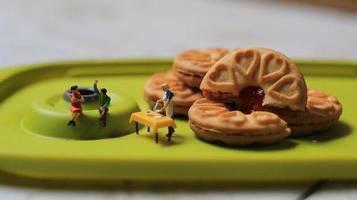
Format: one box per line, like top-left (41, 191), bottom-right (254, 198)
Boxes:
top-left (70, 85), bottom-right (79, 93)
top-left (161, 83), bottom-right (170, 92)
top-left (100, 88), bottom-right (107, 95)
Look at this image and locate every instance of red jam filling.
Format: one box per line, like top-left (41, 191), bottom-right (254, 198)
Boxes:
top-left (238, 86), bottom-right (265, 114)
top-left (202, 89), bottom-right (209, 97)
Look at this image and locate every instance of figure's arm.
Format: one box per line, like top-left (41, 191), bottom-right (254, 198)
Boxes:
top-left (156, 99), bottom-right (164, 103)
top-left (70, 94), bottom-right (80, 103)
top-left (154, 97), bottom-right (164, 113)
top-left (69, 94), bottom-right (75, 102)
top-left (157, 98), bottom-right (170, 113)
top-left (94, 80), bottom-right (100, 96)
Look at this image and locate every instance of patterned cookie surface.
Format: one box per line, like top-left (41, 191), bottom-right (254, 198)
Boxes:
top-left (264, 89), bottom-right (343, 136)
top-left (188, 98), bottom-right (291, 146)
top-left (200, 48), bottom-right (307, 111)
top-left (173, 48), bottom-right (229, 88)
top-left (144, 71), bottom-right (203, 115)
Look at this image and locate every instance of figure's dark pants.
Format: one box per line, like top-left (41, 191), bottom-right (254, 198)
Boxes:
top-left (99, 107), bottom-right (109, 125)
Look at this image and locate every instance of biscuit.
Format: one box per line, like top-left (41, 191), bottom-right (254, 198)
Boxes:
top-left (188, 98), bottom-right (291, 146)
top-left (200, 48), bottom-right (308, 111)
top-left (144, 71), bottom-right (203, 115)
top-left (264, 89), bottom-right (343, 136)
top-left (173, 48), bottom-right (229, 88)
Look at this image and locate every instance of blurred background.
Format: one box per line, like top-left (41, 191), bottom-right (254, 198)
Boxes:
top-left (0, 0), bottom-right (357, 68)
top-left (0, 0), bottom-right (357, 199)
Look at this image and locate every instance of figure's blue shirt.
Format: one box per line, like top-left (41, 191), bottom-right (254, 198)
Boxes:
top-left (164, 90), bottom-right (174, 100)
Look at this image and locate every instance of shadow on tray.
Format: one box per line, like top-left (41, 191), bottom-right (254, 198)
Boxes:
top-left (294, 121), bottom-right (352, 143)
top-left (199, 121), bottom-right (352, 151)
top-left (200, 138), bottom-right (298, 151)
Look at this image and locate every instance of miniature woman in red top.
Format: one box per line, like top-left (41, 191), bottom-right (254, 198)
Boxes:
top-left (67, 85), bottom-right (84, 126)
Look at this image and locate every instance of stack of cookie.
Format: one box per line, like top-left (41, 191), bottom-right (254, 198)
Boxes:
top-left (144, 47), bottom-right (343, 146)
top-left (144, 48), bottom-right (229, 115)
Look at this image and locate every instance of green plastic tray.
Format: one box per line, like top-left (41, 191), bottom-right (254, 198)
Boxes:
top-left (0, 59), bottom-right (355, 181)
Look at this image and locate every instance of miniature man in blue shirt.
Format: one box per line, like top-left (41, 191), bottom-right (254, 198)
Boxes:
top-left (155, 83), bottom-right (174, 118)
top-left (154, 83), bottom-right (175, 138)
top-left (94, 80), bottom-right (111, 127)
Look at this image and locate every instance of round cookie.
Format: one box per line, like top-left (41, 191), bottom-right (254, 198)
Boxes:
top-left (188, 98), bottom-right (291, 146)
top-left (144, 71), bottom-right (203, 115)
top-left (173, 48), bottom-right (229, 88)
top-left (264, 89), bottom-right (343, 136)
top-left (200, 48), bottom-right (308, 111)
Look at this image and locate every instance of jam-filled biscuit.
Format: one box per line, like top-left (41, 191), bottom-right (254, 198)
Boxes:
top-left (265, 89), bottom-right (343, 136)
top-left (200, 48), bottom-right (308, 111)
top-left (144, 71), bottom-right (203, 115)
top-left (173, 48), bottom-right (229, 88)
top-left (188, 98), bottom-right (291, 146)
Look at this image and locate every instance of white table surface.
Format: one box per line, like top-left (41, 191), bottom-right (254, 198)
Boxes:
top-left (0, 0), bottom-right (356, 199)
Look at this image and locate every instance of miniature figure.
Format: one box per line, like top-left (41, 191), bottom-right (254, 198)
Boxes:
top-left (144, 71), bottom-right (202, 115)
top-left (94, 80), bottom-right (111, 127)
top-left (67, 85), bottom-right (84, 126)
top-left (153, 83), bottom-right (175, 138)
top-left (154, 83), bottom-right (174, 118)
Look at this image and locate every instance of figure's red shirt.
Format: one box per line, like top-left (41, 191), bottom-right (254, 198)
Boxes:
top-left (70, 92), bottom-right (82, 108)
